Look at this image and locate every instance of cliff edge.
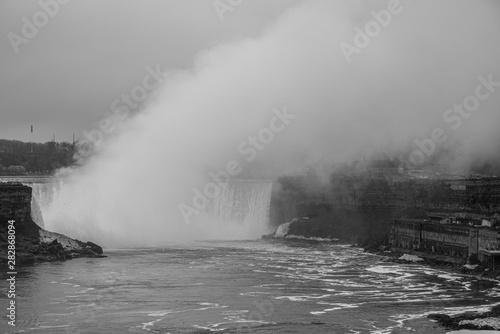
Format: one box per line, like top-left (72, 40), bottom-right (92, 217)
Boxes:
top-left (0, 182), bottom-right (105, 264)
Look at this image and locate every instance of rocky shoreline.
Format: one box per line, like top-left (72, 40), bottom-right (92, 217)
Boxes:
top-left (360, 243), bottom-right (500, 332)
top-left (428, 305), bottom-right (500, 331)
top-left (0, 182), bottom-right (105, 264)
top-left (0, 229), bottom-right (105, 264)
top-left (362, 239), bottom-right (500, 281)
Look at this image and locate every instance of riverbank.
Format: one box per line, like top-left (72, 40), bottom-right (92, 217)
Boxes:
top-left (0, 228), bottom-right (105, 263)
top-left (360, 242), bottom-right (500, 332)
top-left (362, 243), bottom-right (500, 281)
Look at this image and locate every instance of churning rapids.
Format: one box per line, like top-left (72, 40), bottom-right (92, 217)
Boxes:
top-left (2, 242), bottom-right (500, 334)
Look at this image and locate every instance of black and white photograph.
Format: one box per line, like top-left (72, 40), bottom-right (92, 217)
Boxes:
top-left (1, 0), bottom-right (500, 333)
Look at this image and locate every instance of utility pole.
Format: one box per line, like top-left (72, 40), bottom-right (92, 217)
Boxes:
top-left (30, 125), bottom-right (34, 153)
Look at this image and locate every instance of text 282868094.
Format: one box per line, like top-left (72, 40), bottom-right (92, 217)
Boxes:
top-left (6, 219), bottom-right (17, 327)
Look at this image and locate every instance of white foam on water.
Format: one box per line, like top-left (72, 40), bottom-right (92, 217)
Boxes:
top-left (366, 265), bottom-right (404, 275)
top-left (194, 319), bottom-right (272, 332)
top-left (147, 310), bottom-right (174, 316)
top-left (145, 303), bottom-right (228, 318)
top-left (257, 283), bottom-right (286, 288)
top-left (447, 331), bottom-right (500, 334)
top-left (487, 289), bottom-right (500, 298)
top-left (240, 291), bottom-right (272, 297)
top-left (373, 311), bottom-right (430, 334)
top-left (275, 294), bottom-right (331, 302)
top-left (440, 303), bottom-right (500, 315)
top-left (285, 235), bottom-right (339, 242)
top-left (438, 273), bottom-right (462, 281)
top-left (141, 318), bottom-right (164, 331)
top-left (193, 324), bottom-right (228, 332)
top-left (371, 302), bottom-right (500, 334)
top-left (310, 302), bottom-right (360, 315)
top-left (221, 310), bottom-right (249, 316)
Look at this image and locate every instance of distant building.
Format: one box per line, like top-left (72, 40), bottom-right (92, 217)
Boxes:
top-left (388, 219), bottom-right (500, 267)
top-left (428, 215), bottom-right (442, 222)
top-left (482, 217), bottom-right (497, 228)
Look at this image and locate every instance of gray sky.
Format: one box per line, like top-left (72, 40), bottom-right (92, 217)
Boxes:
top-left (0, 0), bottom-right (299, 142)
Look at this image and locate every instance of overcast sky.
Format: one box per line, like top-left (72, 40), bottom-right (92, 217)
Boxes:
top-left (0, 0), bottom-right (299, 142)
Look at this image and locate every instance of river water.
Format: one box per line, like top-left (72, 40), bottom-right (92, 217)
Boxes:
top-left (2, 241), bottom-right (500, 334)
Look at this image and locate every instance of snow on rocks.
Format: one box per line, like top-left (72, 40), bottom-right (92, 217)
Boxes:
top-left (459, 317), bottom-right (500, 330)
top-left (274, 222), bottom-right (292, 238)
top-left (463, 264), bottom-right (479, 270)
top-left (398, 254), bottom-right (424, 262)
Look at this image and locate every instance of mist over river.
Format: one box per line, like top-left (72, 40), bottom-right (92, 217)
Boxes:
top-left (2, 241), bottom-right (500, 334)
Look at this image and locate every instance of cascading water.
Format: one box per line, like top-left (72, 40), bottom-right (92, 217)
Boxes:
top-left (27, 182), bottom-right (61, 210)
top-left (30, 196), bottom-right (45, 228)
top-left (210, 180), bottom-right (273, 229)
top-left (23, 180), bottom-right (62, 229)
top-left (16, 177), bottom-right (274, 244)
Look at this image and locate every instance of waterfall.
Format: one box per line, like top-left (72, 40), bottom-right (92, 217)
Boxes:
top-left (210, 180), bottom-right (273, 228)
top-left (23, 180), bottom-right (62, 229)
top-left (28, 182), bottom-right (61, 210)
top-left (274, 222), bottom-right (291, 238)
top-left (31, 196), bottom-right (45, 228)
top-left (19, 177), bottom-right (273, 242)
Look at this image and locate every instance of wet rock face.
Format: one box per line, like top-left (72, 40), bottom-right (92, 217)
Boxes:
top-left (41, 239), bottom-right (67, 260)
top-left (0, 183), bottom-right (31, 219)
top-left (0, 183), bottom-right (40, 236)
top-left (270, 175), bottom-right (500, 246)
top-left (86, 241), bottom-right (103, 255)
top-left (0, 182), bottom-right (105, 264)
top-left (273, 176), bottom-right (500, 227)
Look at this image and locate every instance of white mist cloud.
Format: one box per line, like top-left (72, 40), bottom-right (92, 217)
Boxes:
top-left (44, 0), bottom-right (500, 247)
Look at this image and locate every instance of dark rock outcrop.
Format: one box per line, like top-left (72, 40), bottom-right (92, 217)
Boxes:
top-left (0, 182), bottom-right (105, 264)
top-left (86, 241), bottom-right (103, 255)
top-left (428, 304), bottom-right (500, 331)
top-left (0, 183), bottom-right (40, 237)
top-left (270, 173), bottom-right (500, 243)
